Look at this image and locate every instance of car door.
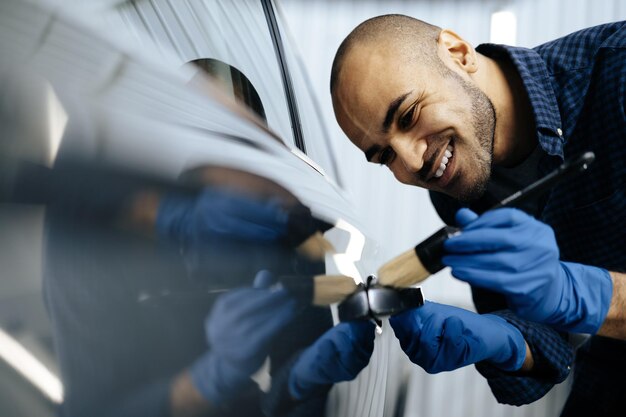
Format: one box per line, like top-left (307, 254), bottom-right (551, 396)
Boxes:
top-left (0, 0), bottom-right (393, 416)
top-left (95, 2), bottom-right (392, 417)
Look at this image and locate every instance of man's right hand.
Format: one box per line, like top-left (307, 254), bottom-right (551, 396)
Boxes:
top-left (443, 208), bottom-right (613, 334)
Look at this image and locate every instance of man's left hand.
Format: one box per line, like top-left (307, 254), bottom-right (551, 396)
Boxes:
top-left (389, 301), bottom-right (526, 373)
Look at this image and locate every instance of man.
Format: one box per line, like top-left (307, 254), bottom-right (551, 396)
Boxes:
top-left (330, 14), bottom-right (625, 414)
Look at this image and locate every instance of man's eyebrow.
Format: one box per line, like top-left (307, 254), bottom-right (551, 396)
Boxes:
top-left (382, 91), bottom-right (412, 133)
top-left (364, 144), bottom-right (381, 162)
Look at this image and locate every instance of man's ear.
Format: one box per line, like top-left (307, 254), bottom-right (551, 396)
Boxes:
top-left (437, 29), bottom-right (478, 74)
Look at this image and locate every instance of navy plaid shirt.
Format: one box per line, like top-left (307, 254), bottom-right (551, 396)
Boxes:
top-left (431, 22), bottom-right (626, 406)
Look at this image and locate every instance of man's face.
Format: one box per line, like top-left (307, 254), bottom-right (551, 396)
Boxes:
top-left (333, 43), bottom-right (496, 202)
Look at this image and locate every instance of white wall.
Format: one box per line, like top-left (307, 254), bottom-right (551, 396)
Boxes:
top-left (278, 1), bottom-right (625, 416)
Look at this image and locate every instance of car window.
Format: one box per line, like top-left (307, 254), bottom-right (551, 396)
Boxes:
top-left (189, 58), bottom-right (267, 122)
top-left (107, 0), bottom-right (296, 147)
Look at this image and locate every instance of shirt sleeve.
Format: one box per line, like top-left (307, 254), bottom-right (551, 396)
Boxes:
top-left (475, 310), bottom-right (574, 406)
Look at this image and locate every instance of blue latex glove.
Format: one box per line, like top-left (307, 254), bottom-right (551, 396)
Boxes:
top-left (389, 301), bottom-right (526, 373)
top-left (443, 208), bottom-right (613, 333)
top-left (288, 321), bottom-right (375, 400)
top-left (190, 271), bottom-right (297, 406)
top-left (156, 187), bottom-right (290, 245)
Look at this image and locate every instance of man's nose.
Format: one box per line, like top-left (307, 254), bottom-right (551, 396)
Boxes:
top-left (391, 136), bottom-right (427, 174)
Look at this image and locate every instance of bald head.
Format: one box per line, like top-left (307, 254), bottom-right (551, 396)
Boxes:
top-left (330, 14), bottom-right (442, 95)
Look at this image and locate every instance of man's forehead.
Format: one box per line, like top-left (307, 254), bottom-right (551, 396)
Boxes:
top-left (334, 97), bottom-right (376, 150)
top-left (336, 53), bottom-right (393, 118)
top-left (336, 74), bottom-right (414, 141)
top-left (333, 75), bottom-right (383, 139)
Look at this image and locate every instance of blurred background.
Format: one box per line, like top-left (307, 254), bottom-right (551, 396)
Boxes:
top-left (279, 1), bottom-right (626, 416)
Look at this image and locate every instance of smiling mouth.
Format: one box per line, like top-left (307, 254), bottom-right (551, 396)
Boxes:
top-left (419, 140), bottom-right (454, 183)
top-left (434, 144), bottom-right (453, 178)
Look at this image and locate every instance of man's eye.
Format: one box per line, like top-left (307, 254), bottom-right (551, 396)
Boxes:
top-left (378, 147), bottom-right (396, 166)
top-left (399, 106), bottom-right (416, 130)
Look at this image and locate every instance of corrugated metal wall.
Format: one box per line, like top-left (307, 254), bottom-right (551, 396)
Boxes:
top-left (279, 1), bottom-right (625, 416)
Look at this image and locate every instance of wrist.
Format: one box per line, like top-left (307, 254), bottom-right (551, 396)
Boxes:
top-left (287, 354), bottom-right (332, 401)
top-left (155, 192), bottom-right (195, 242)
top-left (189, 351), bottom-right (253, 407)
top-left (484, 314), bottom-right (526, 372)
top-left (170, 371), bottom-right (212, 417)
top-left (597, 271), bottom-right (626, 340)
top-left (558, 262), bottom-right (612, 333)
top-left (519, 341), bottom-right (534, 372)
top-left (287, 365), bottom-right (328, 401)
top-left (287, 366), bottom-right (303, 400)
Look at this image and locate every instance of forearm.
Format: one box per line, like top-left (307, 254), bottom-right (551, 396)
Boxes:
top-left (123, 190), bottom-right (161, 235)
top-left (170, 371), bottom-right (213, 417)
top-left (597, 271), bottom-right (626, 340)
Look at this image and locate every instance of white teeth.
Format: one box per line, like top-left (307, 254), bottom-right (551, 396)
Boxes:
top-left (435, 145), bottom-right (454, 179)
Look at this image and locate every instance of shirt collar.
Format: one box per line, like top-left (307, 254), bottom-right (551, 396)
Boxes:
top-left (476, 43), bottom-right (565, 159)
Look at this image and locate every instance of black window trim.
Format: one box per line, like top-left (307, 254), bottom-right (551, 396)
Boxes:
top-left (260, 0), bottom-right (306, 153)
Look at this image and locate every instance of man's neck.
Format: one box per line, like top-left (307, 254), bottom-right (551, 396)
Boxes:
top-left (476, 53), bottom-right (537, 167)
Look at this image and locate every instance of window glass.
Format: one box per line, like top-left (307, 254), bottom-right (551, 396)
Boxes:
top-left (190, 58), bottom-right (267, 122)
